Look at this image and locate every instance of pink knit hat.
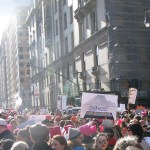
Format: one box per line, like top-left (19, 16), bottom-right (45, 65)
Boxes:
top-left (79, 124), bottom-right (96, 136)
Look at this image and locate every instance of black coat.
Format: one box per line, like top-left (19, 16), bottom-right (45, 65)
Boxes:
top-left (0, 130), bottom-right (15, 141)
top-left (32, 142), bottom-right (52, 150)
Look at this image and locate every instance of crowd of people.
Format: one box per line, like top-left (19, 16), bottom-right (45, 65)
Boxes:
top-left (0, 107), bottom-right (149, 150)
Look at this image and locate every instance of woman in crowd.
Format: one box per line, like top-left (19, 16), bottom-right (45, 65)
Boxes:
top-left (0, 139), bottom-right (15, 150)
top-left (16, 127), bottom-right (33, 149)
top-left (29, 124), bottom-right (52, 150)
top-left (67, 128), bottom-right (86, 150)
top-left (51, 135), bottom-right (68, 150)
top-left (127, 123), bottom-right (149, 150)
top-left (120, 122), bottom-right (128, 137)
top-left (103, 127), bottom-right (116, 148)
top-left (113, 136), bottom-right (143, 150)
top-left (92, 133), bottom-right (110, 150)
top-left (10, 141), bottom-right (29, 150)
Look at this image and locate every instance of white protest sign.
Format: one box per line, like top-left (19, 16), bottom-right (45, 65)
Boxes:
top-left (57, 95), bottom-right (67, 111)
top-left (80, 93), bottom-right (118, 120)
top-left (28, 115), bottom-right (46, 123)
top-left (117, 104), bottom-right (126, 113)
top-left (128, 88), bottom-right (137, 104)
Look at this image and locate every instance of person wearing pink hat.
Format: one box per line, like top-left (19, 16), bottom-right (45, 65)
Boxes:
top-left (79, 124), bottom-right (96, 149)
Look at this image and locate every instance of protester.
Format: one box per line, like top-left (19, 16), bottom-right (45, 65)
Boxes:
top-left (128, 123), bottom-right (150, 150)
top-left (29, 124), bottom-right (52, 150)
top-left (10, 119), bottom-right (18, 132)
top-left (16, 127), bottom-right (33, 149)
top-left (51, 135), bottom-right (68, 150)
top-left (10, 141), bottom-right (29, 150)
top-left (120, 122), bottom-right (128, 137)
top-left (0, 118), bottom-right (15, 140)
top-left (79, 124), bottom-right (96, 150)
top-left (67, 128), bottom-right (86, 150)
top-left (92, 133), bottom-right (110, 150)
top-left (113, 136), bottom-right (143, 150)
top-left (0, 139), bottom-right (15, 150)
top-left (104, 127), bottom-right (116, 149)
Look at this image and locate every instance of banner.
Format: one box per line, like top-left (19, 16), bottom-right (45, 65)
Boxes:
top-left (29, 115), bottom-right (46, 123)
top-left (128, 88), bottom-right (137, 104)
top-left (57, 95), bottom-right (67, 111)
top-left (117, 104), bottom-right (126, 113)
top-left (80, 93), bottom-right (118, 120)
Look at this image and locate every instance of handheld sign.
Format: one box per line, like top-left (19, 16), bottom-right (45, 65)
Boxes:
top-left (80, 93), bottom-right (118, 120)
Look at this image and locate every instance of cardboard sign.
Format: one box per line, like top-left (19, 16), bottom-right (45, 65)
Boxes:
top-left (29, 115), bottom-right (46, 123)
top-left (80, 93), bottom-right (118, 120)
top-left (117, 104), bottom-right (126, 113)
top-left (57, 95), bottom-right (67, 111)
top-left (128, 88), bottom-right (137, 104)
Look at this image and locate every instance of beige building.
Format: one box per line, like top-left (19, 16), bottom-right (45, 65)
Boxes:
top-left (26, 0), bottom-right (150, 110)
top-left (0, 46), bottom-right (7, 108)
top-left (1, 6), bottom-right (31, 109)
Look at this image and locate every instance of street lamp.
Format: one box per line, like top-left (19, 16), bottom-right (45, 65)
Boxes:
top-left (144, 10), bottom-right (150, 27)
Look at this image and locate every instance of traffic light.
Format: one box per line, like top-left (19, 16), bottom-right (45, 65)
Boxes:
top-left (129, 79), bottom-right (139, 89)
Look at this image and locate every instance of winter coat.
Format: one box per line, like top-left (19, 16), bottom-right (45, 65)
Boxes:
top-left (0, 130), bottom-right (15, 141)
top-left (32, 142), bottom-right (53, 150)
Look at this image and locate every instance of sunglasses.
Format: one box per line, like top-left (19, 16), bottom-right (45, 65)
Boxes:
top-left (98, 140), bottom-right (107, 144)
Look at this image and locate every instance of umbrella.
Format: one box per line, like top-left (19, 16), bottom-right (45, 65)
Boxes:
top-left (17, 120), bottom-right (36, 129)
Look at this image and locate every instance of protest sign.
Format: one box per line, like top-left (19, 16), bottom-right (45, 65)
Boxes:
top-left (117, 104), bottom-right (126, 113)
top-left (57, 95), bottom-right (67, 111)
top-left (28, 115), bottom-right (46, 123)
top-left (128, 88), bottom-right (137, 104)
top-left (80, 93), bottom-right (118, 120)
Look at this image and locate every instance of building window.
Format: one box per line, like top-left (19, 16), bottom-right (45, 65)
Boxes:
top-left (64, 13), bottom-right (67, 29)
top-left (86, 15), bottom-right (89, 29)
top-left (63, 0), bottom-right (66, 6)
top-left (65, 37), bottom-right (68, 54)
top-left (55, 20), bottom-right (58, 35)
top-left (57, 42), bottom-right (60, 58)
top-left (58, 68), bottom-right (61, 82)
top-left (45, 53), bottom-right (48, 66)
top-left (71, 31), bottom-right (74, 48)
top-left (55, 0), bottom-right (57, 13)
top-left (70, 6), bottom-right (73, 23)
top-left (19, 47), bottom-right (23, 52)
top-left (126, 55), bottom-right (138, 61)
top-left (67, 64), bottom-right (69, 78)
top-left (22, 93), bottom-right (25, 96)
top-left (79, 21), bottom-right (84, 42)
top-left (90, 10), bottom-right (97, 34)
top-left (20, 78), bottom-right (24, 82)
top-left (19, 55), bottom-right (23, 59)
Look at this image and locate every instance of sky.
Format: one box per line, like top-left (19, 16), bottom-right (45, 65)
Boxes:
top-left (0, 0), bottom-right (15, 41)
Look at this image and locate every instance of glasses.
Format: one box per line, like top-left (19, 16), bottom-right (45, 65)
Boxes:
top-left (77, 135), bottom-right (83, 139)
top-left (98, 140), bottom-right (107, 144)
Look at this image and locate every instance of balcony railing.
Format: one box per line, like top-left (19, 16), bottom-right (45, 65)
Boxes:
top-left (75, 0), bottom-right (96, 21)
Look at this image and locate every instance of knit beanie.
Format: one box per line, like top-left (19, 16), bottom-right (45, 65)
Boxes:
top-left (68, 128), bottom-right (81, 140)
